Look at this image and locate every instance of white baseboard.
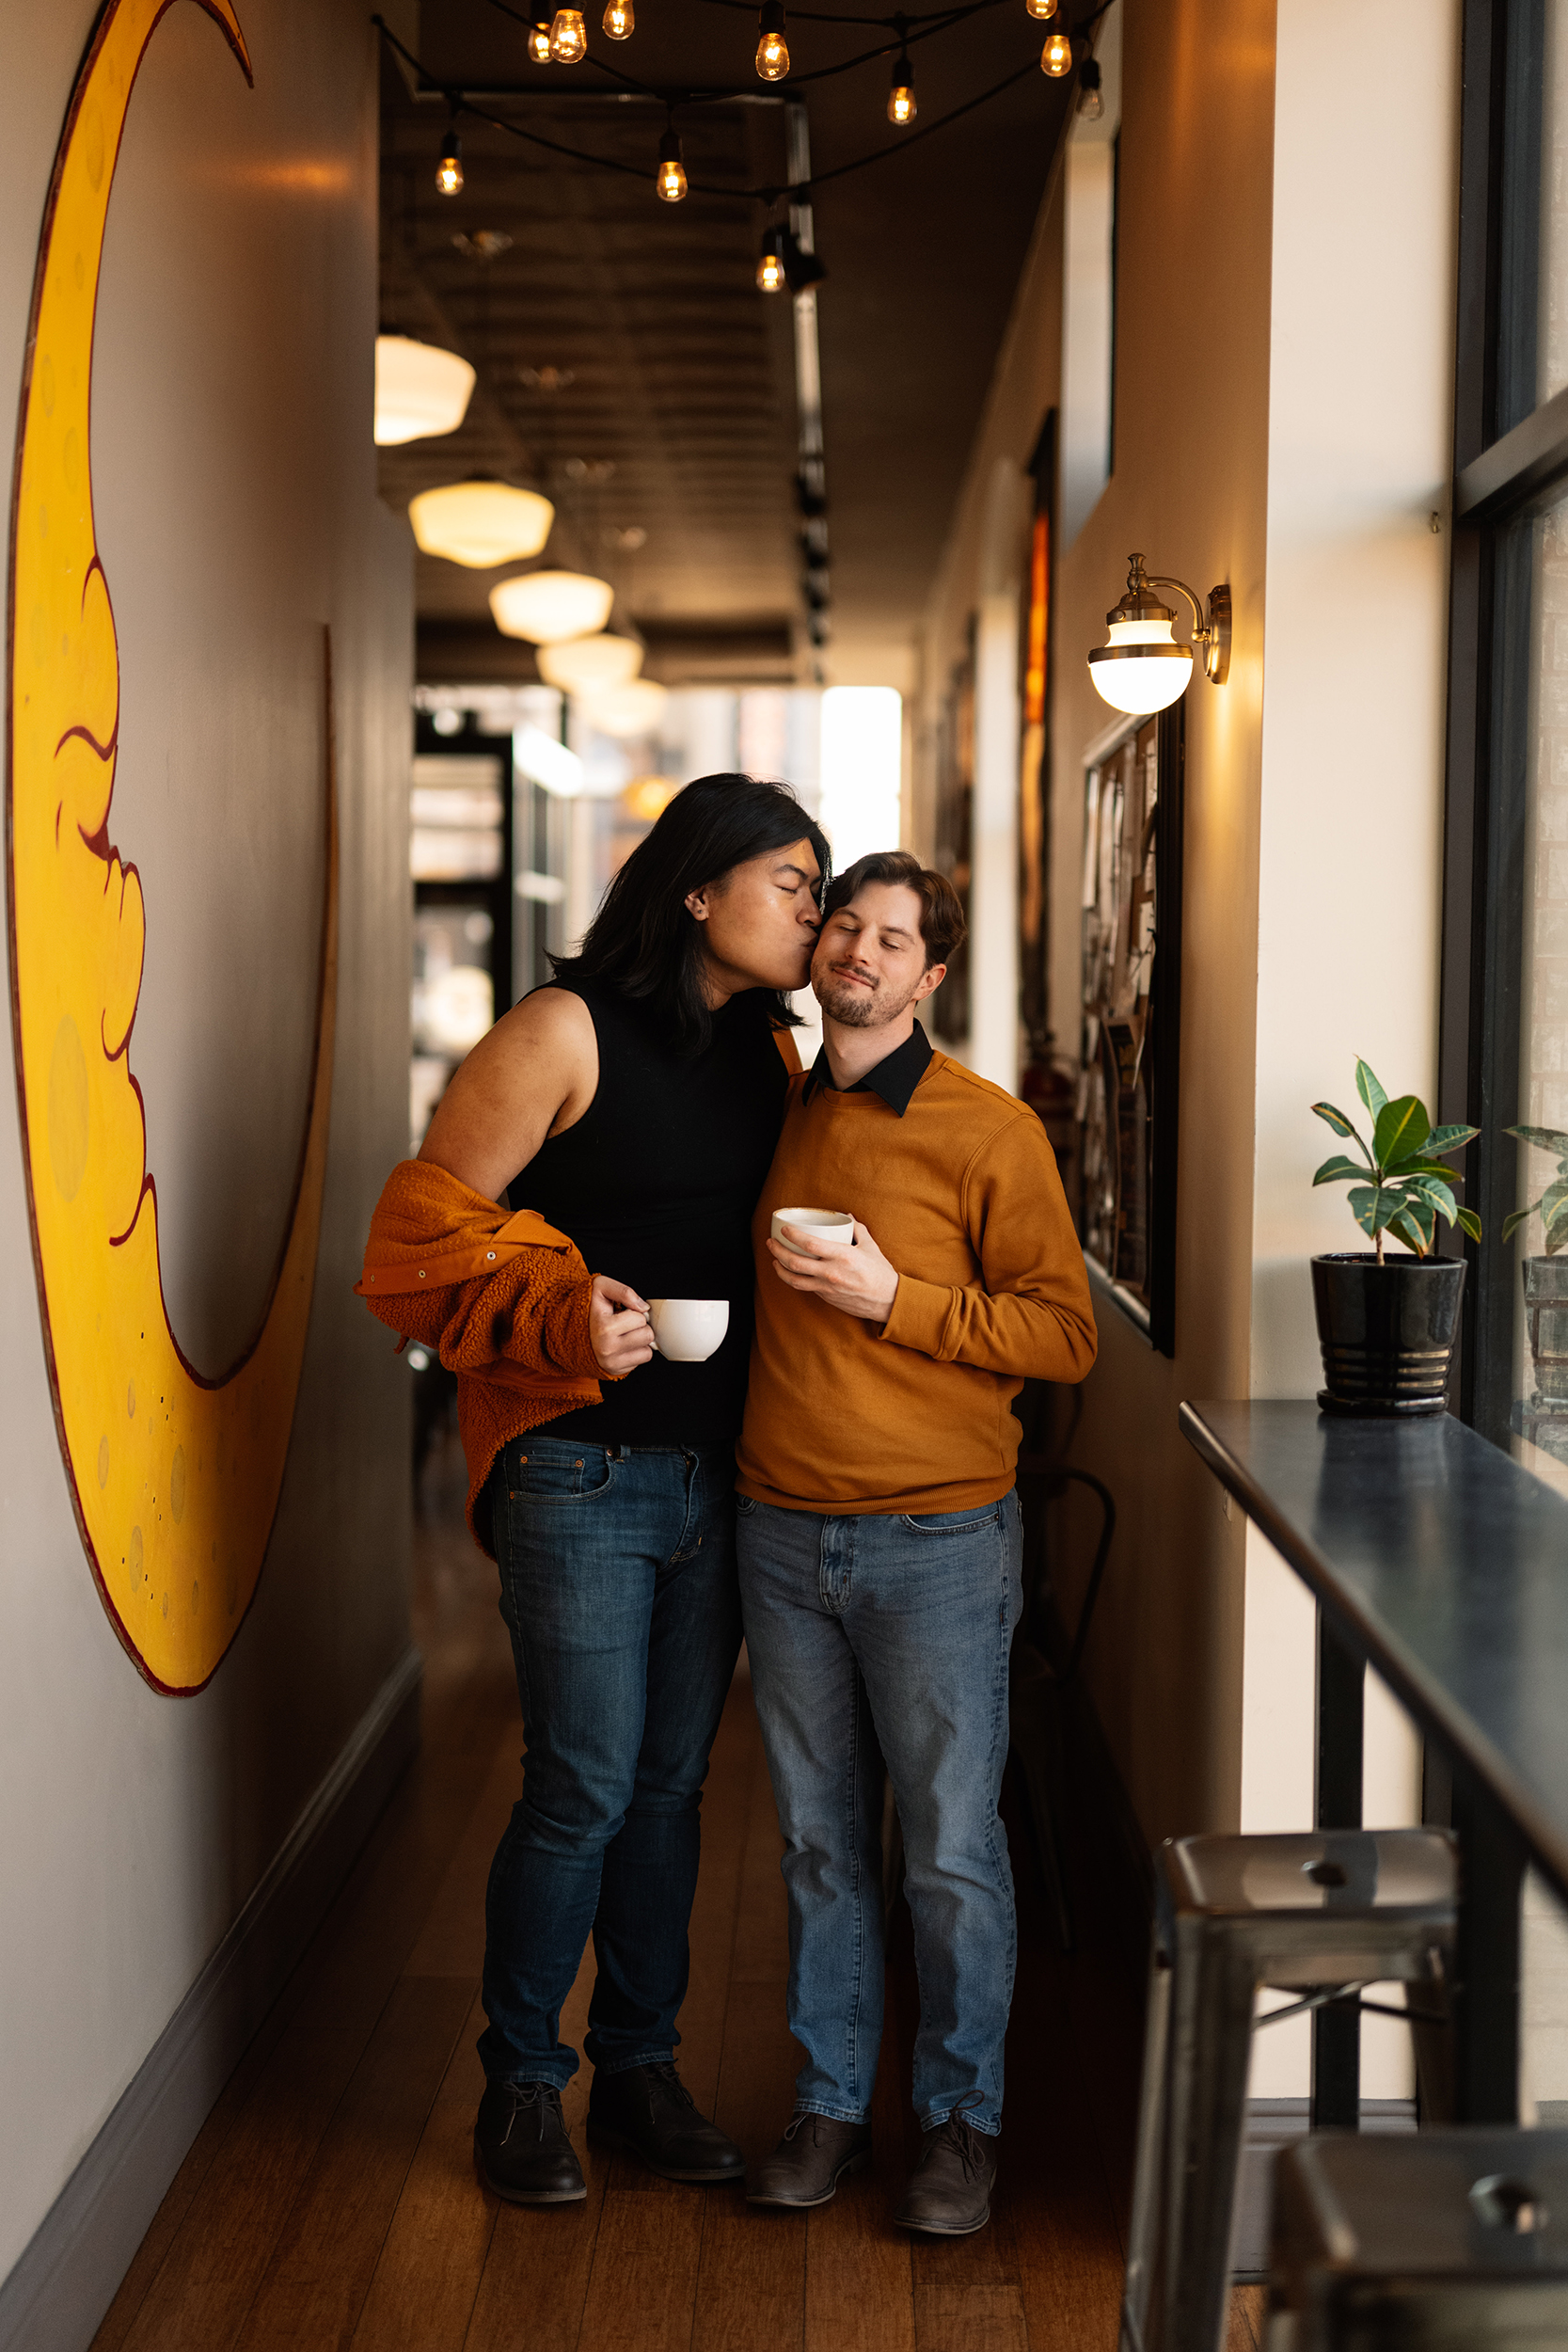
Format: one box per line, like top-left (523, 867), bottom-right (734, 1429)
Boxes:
top-left (0, 1645), bottom-right (422, 2352)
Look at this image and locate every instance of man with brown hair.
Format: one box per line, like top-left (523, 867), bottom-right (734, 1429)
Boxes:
top-left (736, 849), bottom-right (1096, 2236)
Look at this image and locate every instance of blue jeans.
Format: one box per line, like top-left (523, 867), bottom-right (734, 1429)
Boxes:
top-left (478, 1437), bottom-right (742, 2089)
top-left (736, 1489), bottom-right (1022, 2137)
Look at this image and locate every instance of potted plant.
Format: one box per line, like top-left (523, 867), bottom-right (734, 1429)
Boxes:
top-left (1504, 1126), bottom-right (1568, 1406)
top-left (1309, 1060), bottom-right (1481, 1416)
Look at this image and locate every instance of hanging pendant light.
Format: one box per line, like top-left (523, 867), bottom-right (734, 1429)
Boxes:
top-left (582, 677), bottom-right (669, 738)
top-left (408, 481), bottom-right (555, 568)
top-left (528, 12), bottom-right (553, 59)
top-left (756, 228), bottom-right (786, 292)
top-left (490, 571), bottom-right (616, 644)
top-left (603, 0), bottom-right (634, 36)
top-left (887, 54), bottom-right (916, 122)
top-left (436, 121), bottom-right (464, 195)
top-left (373, 337), bottom-right (476, 445)
top-left (536, 633), bottom-right (644, 692)
top-left (1040, 25), bottom-right (1073, 73)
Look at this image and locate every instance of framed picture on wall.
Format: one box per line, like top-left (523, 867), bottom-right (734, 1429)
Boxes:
top-left (1077, 703), bottom-right (1183, 1354)
top-left (931, 626), bottom-right (974, 1046)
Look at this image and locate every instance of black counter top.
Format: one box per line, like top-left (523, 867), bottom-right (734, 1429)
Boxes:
top-left (1180, 1400), bottom-right (1568, 1905)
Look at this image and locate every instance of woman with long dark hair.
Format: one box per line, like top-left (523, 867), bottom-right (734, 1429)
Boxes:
top-left (373, 773), bottom-right (829, 2207)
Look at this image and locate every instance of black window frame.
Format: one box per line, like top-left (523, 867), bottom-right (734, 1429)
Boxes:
top-left (1441, 0), bottom-right (1568, 1439)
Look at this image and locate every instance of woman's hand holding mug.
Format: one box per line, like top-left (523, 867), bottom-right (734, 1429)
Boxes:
top-left (589, 1274), bottom-right (656, 1376)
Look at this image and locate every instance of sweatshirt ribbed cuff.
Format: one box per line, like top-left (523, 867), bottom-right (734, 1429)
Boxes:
top-left (543, 1276), bottom-right (604, 1382)
top-left (879, 1274), bottom-right (956, 1359)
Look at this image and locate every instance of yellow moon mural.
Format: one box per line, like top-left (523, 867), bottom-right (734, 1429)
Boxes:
top-left (8, 0), bottom-right (339, 1693)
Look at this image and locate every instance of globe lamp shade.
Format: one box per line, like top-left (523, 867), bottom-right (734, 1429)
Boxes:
top-left (582, 677), bottom-right (669, 738)
top-left (1087, 617), bottom-right (1195, 715)
top-left (490, 571), bottom-right (616, 644)
top-left (374, 335), bottom-right (475, 446)
top-left (536, 633), bottom-right (644, 693)
top-left (408, 481), bottom-right (555, 569)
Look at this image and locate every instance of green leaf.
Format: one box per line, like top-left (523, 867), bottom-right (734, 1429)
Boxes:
top-left (1457, 1207), bottom-right (1483, 1243)
top-left (1349, 1184), bottom-right (1409, 1238)
top-left (1503, 1205), bottom-right (1536, 1242)
top-left (1372, 1094), bottom-right (1431, 1169)
top-left (1384, 1155), bottom-right (1470, 1183)
top-left (1406, 1175), bottom-right (1458, 1223)
top-left (1544, 1178), bottom-right (1568, 1230)
top-left (1313, 1155), bottom-right (1368, 1186)
top-left (1387, 1204), bottom-right (1434, 1257)
top-left (1312, 1101), bottom-right (1362, 1142)
top-left (1355, 1060), bottom-right (1388, 1120)
top-left (1423, 1123), bottom-right (1479, 1153)
top-left (1550, 1222), bottom-right (1568, 1257)
top-left (1507, 1125), bottom-right (1568, 1157)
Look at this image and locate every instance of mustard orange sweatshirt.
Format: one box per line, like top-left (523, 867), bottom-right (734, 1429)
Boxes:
top-left (736, 1045), bottom-right (1097, 1514)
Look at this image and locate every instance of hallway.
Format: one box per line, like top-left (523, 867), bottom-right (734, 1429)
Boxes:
top-left (83, 1431), bottom-right (1248, 2352)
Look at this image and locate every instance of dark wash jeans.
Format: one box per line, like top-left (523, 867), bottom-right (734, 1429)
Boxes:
top-left (478, 1436), bottom-right (742, 2089)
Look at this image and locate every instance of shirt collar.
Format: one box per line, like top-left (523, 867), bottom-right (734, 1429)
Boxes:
top-left (802, 1020), bottom-right (932, 1117)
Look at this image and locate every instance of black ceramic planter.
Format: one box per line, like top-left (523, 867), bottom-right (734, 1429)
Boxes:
top-left (1311, 1252), bottom-right (1466, 1417)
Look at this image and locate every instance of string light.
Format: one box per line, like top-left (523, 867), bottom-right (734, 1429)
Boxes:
top-left (1024, 0), bottom-right (1057, 15)
top-left (548, 7), bottom-right (587, 59)
top-left (1077, 55), bottom-right (1102, 118)
top-left (887, 52), bottom-right (915, 122)
top-left (1040, 24), bottom-right (1072, 73)
top-left (656, 123), bottom-right (688, 200)
top-left (755, 0), bottom-right (789, 81)
top-left (603, 0), bottom-right (634, 34)
top-left (436, 122), bottom-right (464, 195)
top-left (528, 11), bottom-right (553, 58)
top-left (756, 228), bottom-right (786, 291)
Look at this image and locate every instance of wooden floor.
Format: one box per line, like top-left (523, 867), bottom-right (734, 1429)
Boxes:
top-left (91, 1427), bottom-right (1266, 2352)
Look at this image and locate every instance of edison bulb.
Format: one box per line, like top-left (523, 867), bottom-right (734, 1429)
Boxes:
top-left (657, 153), bottom-right (687, 200)
top-left (888, 76), bottom-right (915, 123)
top-left (603, 0), bottom-right (634, 33)
top-left (1040, 27), bottom-right (1072, 73)
top-left (436, 133), bottom-right (463, 196)
top-left (757, 240), bottom-right (785, 292)
top-left (1025, 0), bottom-right (1057, 15)
top-left (1078, 79), bottom-right (1103, 119)
top-left (528, 19), bottom-right (553, 57)
top-left (755, 3), bottom-right (789, 79)
top-left (549, 8), bottom-right (587, 60)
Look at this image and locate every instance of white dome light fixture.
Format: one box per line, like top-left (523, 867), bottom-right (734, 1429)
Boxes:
top-left (536, 633), bottom-right (643, 693)
top-left (373, 335), bottom-right (475, 445)
top-left (583, 677), bottom-right (669, 739)
top-left (1087, 552), bottom-right (1230, 716)
top-left (490, 570), bottom-right (615, 645)
top-left (408, 481), bottom-right (555, 568)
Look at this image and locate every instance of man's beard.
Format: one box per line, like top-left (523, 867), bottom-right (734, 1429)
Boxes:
top-left (815, 969), bottom-right (916, 1029)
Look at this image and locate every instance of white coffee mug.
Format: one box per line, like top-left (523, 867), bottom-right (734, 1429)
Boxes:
top-left (646, 1297), bottom-right (730, 1361)
top-left (770, 1206), bottom-right (855, 1248)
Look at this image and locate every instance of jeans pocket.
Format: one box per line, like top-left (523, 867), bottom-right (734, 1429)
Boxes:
top-left (898, 1503), bottom-right (1002, 1535)
top-left (508, 1438), bottom-right (615, 1503)
top-left (735, 1493), bottom-right (758, 1517)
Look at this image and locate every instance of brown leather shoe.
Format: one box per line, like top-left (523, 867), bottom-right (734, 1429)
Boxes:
top-left (895, 2108), bottom-right (999, 2235)
top-left (747, 2111), bottom-right (873, 2208)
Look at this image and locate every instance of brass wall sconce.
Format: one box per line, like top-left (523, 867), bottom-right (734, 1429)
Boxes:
top-left (1087, 552), bottom-right (1231, 715)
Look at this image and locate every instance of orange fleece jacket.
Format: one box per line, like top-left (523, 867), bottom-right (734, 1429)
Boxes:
top-left (736, 1051), bottom-right (1097, 1514)
top-left (356, 1158), bottom-right (603, 1551)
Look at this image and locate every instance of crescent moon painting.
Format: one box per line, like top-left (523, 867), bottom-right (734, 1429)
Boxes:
top-left (8, 0), bottom-right (340, 1694)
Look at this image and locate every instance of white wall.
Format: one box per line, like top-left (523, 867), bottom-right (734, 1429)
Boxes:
top-left (0, 0), bottom-right (412, 2285)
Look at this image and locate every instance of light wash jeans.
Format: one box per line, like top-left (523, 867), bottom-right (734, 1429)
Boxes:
top-left (736, 1488), bottom-right (1023, 2136)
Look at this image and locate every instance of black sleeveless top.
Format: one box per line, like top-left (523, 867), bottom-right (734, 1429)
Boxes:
top-left (508, 977), bottom-right (792, 1443)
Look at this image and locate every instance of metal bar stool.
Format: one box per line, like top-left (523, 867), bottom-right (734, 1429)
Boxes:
top-left (1120, 1828), bottom-right (1457, 2352)
top-left (1270, 2128), bottom-right (1568, 2346)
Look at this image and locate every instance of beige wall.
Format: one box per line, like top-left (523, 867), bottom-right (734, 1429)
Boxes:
top-left (0, 0), bottom-right (412, 2282)
top-left (921, 0), bottom-right (1276, 1842)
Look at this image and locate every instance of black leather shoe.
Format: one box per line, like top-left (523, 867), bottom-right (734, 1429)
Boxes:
top-left (747, 2111), bottom-right (873, 2208)
top-left (895, 2108), bottom-right (999, 2235)
top-left (474, 2081), bottom-right (587, 2204)
top-left (587, 2060), bottom-right (745, 2184)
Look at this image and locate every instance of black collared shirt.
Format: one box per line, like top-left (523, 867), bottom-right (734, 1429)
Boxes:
top-left (801, 1020), bottom-right (932, 1118)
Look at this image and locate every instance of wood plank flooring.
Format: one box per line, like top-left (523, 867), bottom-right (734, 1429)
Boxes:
top-left (92, 1430), bottom-right (1265, 2352)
